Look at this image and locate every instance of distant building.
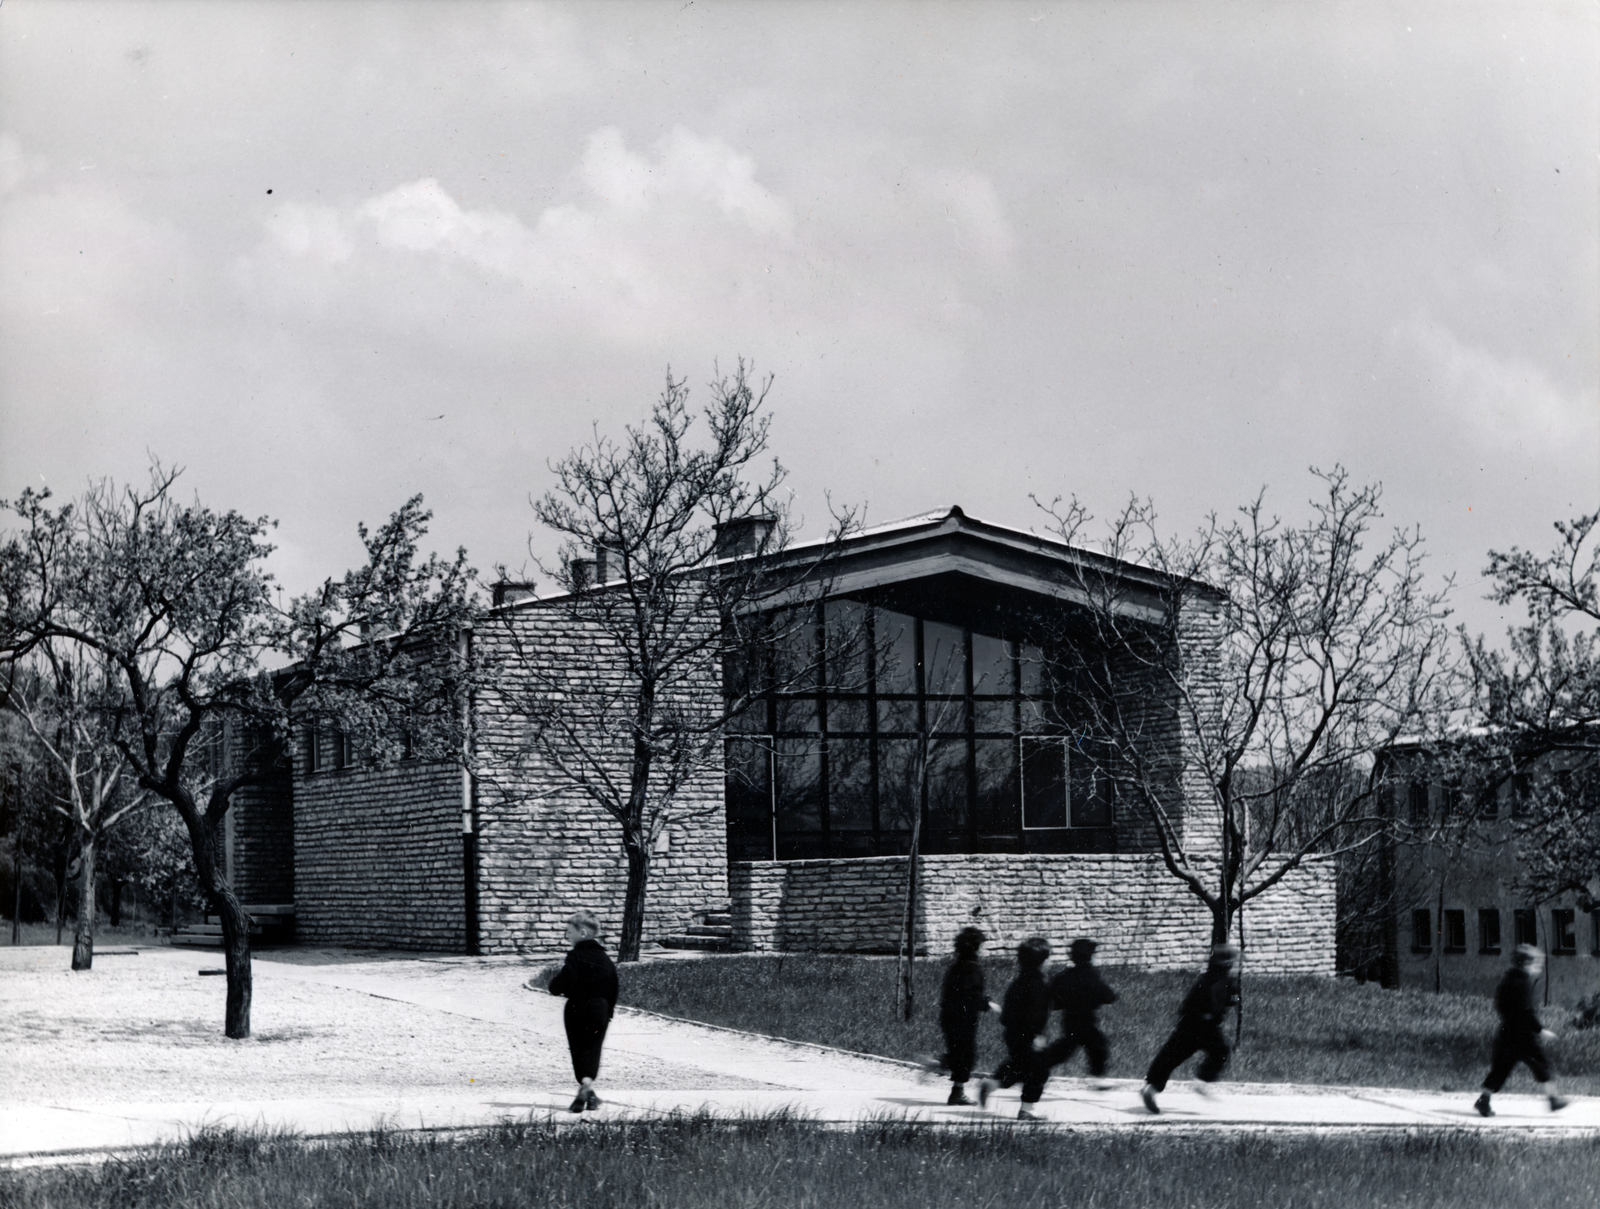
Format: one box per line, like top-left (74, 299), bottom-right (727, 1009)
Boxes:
top-left (1365, 738), bottom-right (1600, 1000)
top-left (226, 507), bottom-right (1335, 968)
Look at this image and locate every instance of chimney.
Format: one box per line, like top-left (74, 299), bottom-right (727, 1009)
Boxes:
top-left (594, 542), bottom-right (621, 584)
top-left (492, 580), bottom-right (538, 607)
top-left (568, 559), bottom-right (595, 591)
top-left (714, 514), bottom-right (778, 560)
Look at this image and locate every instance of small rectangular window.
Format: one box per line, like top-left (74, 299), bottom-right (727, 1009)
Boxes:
top-left (1514, 908), bottom-right (1538, 947)
top-left (305, 726), bottom-right (323, 774)
top-left (1407, 781), bottom-right (1429, 824)
top-left (1443, 909), bottom-right (1467, 954)
top-left (1441, 781), bottom-right (1463, 817)
top-left (1411, 909), bottom-right (1432, 953)
top-left (1551, 908), bottom-right (1577, 956)
top-left (1478, 908), bottom-right (1501, 955)
top-left (1511, 771), bottom-right (1530, 818)
top-left (332, 730), bottom-right (355, 770)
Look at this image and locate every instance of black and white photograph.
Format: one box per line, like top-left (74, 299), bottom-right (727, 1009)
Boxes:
top-left (1, 2), bottom-right (1597, 1204)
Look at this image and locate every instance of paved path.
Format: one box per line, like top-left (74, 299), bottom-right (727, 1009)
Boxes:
top-left (3, 946), bottom-right (1596, 1166)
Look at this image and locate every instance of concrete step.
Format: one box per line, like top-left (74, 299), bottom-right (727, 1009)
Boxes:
top-left (700, 912), bottom-right (732, 927)
top-left (656, 933), bottom-right (735, 952)
top-left (684, 923), bottom-right (733, 938)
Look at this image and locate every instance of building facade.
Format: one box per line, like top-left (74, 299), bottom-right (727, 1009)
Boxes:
top-left (225, 506), bottom-right (1336, 971)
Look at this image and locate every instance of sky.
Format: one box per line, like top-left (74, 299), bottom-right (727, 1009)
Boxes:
top-left (1, 0), bottom-right (1596, 644)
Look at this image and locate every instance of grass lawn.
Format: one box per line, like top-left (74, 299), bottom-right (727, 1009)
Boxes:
top-left (619, 955), bottom-right (1600, 1095)
top-left (6, 1118), bottom-right (1600, 1209)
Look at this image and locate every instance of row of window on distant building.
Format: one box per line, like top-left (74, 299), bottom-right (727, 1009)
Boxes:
top-left (1399, 768), bottom-right (1596, 824)
top-left (1410, 906), bottom-right (1600, 957)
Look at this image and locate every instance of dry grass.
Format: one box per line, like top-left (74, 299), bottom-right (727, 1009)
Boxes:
top-left (621, 955), bottom-right (1600, 1094)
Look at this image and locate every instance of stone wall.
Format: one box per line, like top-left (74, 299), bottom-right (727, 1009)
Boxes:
top-left (731, 853), bottom-right (1336, 974)
top-left (292, 757), bottom-right (465, 951)
top-left (468, 599), bottom-right (729, 954)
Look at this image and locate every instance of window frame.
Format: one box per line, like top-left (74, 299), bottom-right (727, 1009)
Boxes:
top-left (1478, 908), bottom-right (1501, 956)
top-left (1410, 908), bottom-right (1432, 954)
top-left (1513, 907), bottom-right (1538, 948)
top-left (1442, 908), bottom-right (1467, 954)
top-left (1551, 908), bottom-right (1577, 956)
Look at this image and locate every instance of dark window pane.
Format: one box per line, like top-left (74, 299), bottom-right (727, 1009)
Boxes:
top-left (1407, 781), bottom-right (1429, 824)
top-left (1514, 908), bottom-right (1537, 946)
top-left (877, 697), bottom-right (918, 734)
top-left (727, 698), bottom-right (767, 734)
top-left (824, 600), bottom-right (870, 692)
top-left (1553, 909), bottom-right (1577, 955)
top-left (1479, 909), bottom-right (1501, 954)
top-left (877, 738), bottom-right (921, 835)
top-left (771, 608), bottom-right (819, 692)
top-left (1443, 909), bottom-right (1466, 953)
top-left (925, 696), bottom-right (968, 735)
top-left (774, 738), bottom-right (823, 835)
top-left (775, 696), bottom-right (819, 733)
top-left (828, 737), bottom-right (874, 831)
top-left (923, 621), bottom-right (966, 696)
top-left (1070, 735), bottom-right (1114, 827)
top-left (1411, 909), bottom-right (1432, 952)
top-left (971, 632), bottom-right (1011, 697)
top-left (876, 610), bottom-right (917, 695)
top-left (974, 699), bottom-right (1015, 734)
top-left (1019, 644), bottom-right (1046, 696)
top-left (725, 739), bottom-right (772, 860)
top-left (1019, 699), bottom-right (1051, 732)
top-left (1021, 736), bottom-right (1068, 829)
top-left (828, 697), bottom-right (870, 734)
top-left (927, 737), bottom-right (968, 830)
top-left (975, 738), bottom-right (1019, 837)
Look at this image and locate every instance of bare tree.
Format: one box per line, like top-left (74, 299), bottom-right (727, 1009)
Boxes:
top-left (1, 465), bottom-right (475, 1036)
top-left (1, 644), bottom-right (148, 969)
top-left (1035, 467), bottom-right (1456, 947)
top-left (494, 361), bottom-right (856, 962)
top-left (1467, 510), bottom-right (1600, 904)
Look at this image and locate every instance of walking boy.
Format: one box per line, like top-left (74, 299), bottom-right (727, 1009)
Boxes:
top-left (1045, 937), bottom-right (1117, 1087)
top-left (545, 910), bottom-right (619, 1113)
top-left (979, 936), bottom-right (1054, 1121)
top-left (933, 926), bottom-right (997, 1105)
top-left (1139, 941), bottom-right (1240, 1114)
top-left (1474, 944), bottom-right (1569, 1117)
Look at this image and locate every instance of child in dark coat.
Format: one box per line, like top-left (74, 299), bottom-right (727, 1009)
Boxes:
top-left (933, 926), bottom-right (997, 1105)
top-left (545, 910), bottom-right (619, 1113)
top-left (1140, 941), bottom-right (1239, 1114)
top-left (1475, 944), bottom-right (1568, 1117)
top-left (1045, 937), bottom-right (1117, 1087)
top-left (979, 936), bottom-right (1054, 1121)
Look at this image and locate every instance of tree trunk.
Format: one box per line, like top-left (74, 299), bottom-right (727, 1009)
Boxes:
top-left (618, 834), bottom-right (650, 963)
top-left (71, 831), bottom-right (96, 971)
top-left (189, 812), bottom-right (252, 1038)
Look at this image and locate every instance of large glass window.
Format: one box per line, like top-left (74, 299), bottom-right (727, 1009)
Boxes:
top-left (726, 603), bottom-right (1116, 860)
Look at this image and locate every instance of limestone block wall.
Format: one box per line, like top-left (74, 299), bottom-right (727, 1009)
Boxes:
top-left (731, 853), bottom-right (1336, 974)
top-left (469, 598), bottom-right (729, 954)
top-left (292, 758), bottom-right (465, 950)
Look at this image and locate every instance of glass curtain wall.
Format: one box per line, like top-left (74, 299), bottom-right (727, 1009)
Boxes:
top-left (725, 601), bottom-right (1115, 861)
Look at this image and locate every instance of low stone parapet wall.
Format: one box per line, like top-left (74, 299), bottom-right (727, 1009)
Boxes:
top-left (730, 853), bottom-right (1335, 974)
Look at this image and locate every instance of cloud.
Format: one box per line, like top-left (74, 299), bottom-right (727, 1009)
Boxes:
top-left (1397, 309), bottom-right (1599, 456)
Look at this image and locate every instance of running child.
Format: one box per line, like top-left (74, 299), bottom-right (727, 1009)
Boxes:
top-left (931, 926), bottom-right (998, 1105)
top-left (1045, 937), bottom-right (1117, 1087)
top-left (979, 936), bottom-right (1054, 1121)
top-left (1474, 944), bottom-right (1569, 1117)
top-left (1139, 941), bottom-right (1240, 1114)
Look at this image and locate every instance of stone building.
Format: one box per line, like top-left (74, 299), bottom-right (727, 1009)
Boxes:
top-left (225, 506), bottom-right (1335, 969)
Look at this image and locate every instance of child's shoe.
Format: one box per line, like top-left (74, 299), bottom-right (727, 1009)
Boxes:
top-left (947, 1085), bottom-right (974, 1106)
top-left (1017, 1106), bottom-right (1043, 1122)
top-left (1092, 1079), bottom-right (1115, 1091)
top-left (977, 1078), bottom-right (999, 1108)
top-left (1549, 1094), bottom-right (1569, 1112)
top-left (585, 1088), bottom-right (602, 1111)
top-left (1473, 1092), bottom-right (1493, 1118)
top-left (1140, 1084), bottom-right (1160, 1114)
top-left (1193, 1080), bottom-right (1217, 1099)
top-left (569, 1093), bottom-right (588, 1114)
